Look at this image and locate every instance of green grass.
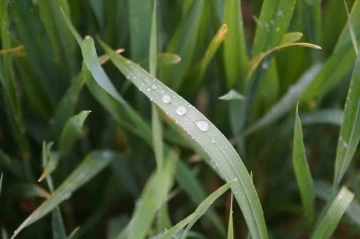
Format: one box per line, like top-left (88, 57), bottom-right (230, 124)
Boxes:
top-left (1, 0), bottom-right (360, 238)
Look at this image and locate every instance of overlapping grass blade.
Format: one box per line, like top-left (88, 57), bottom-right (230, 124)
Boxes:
top-left (37, 0), bottom-right (76, 74)
top-left (49, 73), bottom-right (85, 140)
top-left (99, 38), bottom-right (268, 239)
top-left (0, 173), bottom-right (3, 197)
top-left (292, 105), bottom-right (314, 223)
top-left (252, 0), bottom-right (297, 56)
top-left (58, 110), bottom-right (91, 153)
top-left (300, 109), bottom-right (343, 126)
top-left (116, 150), bottom-right (178, 239)
top-left (219, 89), bottom-right (245, 101)
top-left (245, 64), bottom-right (321, 136)
top-left (311, 187), bottom-right (354, 239)
top-left (10, 151), bottom-right (116, 239)
top-left (161, 180), bottom-right (234, 239)
top-left (162, 0), bottom-right (204, 90)
top-left (333, 50), bottom-right (360, 188)
top-left (182, 180), bottom-right (235, 238)
top-left (227, 195), bottom-right (234, 239)
top-left (129, 0), bottom-right (151, 62)
top-left (343, 0), bottom-right (359, 55)
top-left (335, 0), bottom-right (360, 52)
top-left (223, 0), bottom-right (248, 89)
top-left (314, 180), bottom-right (360, 226)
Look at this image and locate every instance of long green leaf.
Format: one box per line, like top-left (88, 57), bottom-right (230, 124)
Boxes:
top-left (245, 64), bottom-right (321, 136)
top-left (311, 187), bottom-right (354, 239)
top-left (58, 110), bottom-right (91, 153)
top-left (293, 105), bottom-right (314, 223)
top-left (334, 50), bottom-right (360, 188)
top-left (300, 109), bottom-right (343, 126)
top-left (223, 0), bottom-right (248, 89)
top-left (161, 180), bottom-right (234, 239)
top-left (10, 151), bottom-right (116, 239)
top-left (162, 0), bottom-right (204, 90)
top-left (98, 38), bottom-right (268, 239)
top-left (116, 150), bottom-right (178, 239)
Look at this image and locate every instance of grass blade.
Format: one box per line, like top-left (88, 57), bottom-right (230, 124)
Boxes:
top-left (343, 0), bottom-right (359, 55)
top-left (333, 50), bottom-right (360, 188)
top-left (10, 151), bottom-right (116, 239)
top-left (252, 0), bottom-right (297, 56)
top-left (223, 0), bottom-right (248, 89)
top-left (0, 173), bottom-right (3, 197)
top-left (300, 109), bottom-right (343, 126)
top-left (161, 180), bottom-right (234, 239)
top-left (245, 64), bottom-right (321, 136)
top-left (116, 150), bottom-right (178, 239)
top-left (49, 73), bottom-right (85, 140)
top-left (293, 105), bottom-right (314, 223)
top-left (311, 187), bottom-right (354, 239)
top-left (219, 89), bottom-right (245, 101)
top-left (227, 195), bottom-right (234, 239)
top-left (162, 0), bottom-right (204, 90)
top-left (314, 180), bottom-right (360, 226)
top-left (58, 110), bottom-right (91, 154)
top-left (182, 180), bottom-right (235, 238)
top-left (99, 38), bottom-right (268, 239)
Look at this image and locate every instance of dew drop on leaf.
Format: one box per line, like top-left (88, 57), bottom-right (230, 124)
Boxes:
top-left (196, 120), bottom-right (209, 132)
top-left (176, 106), bottom-right (187, 116)
top-left (162, 94), bottom-right (171, 104)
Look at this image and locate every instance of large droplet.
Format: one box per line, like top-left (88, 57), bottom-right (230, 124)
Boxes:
top-left (176, 106), bottom-right (187, 116)
top-left (162, 94), bottom-right (171, 104)
top-left (196, 120), bottom-right (209, 132)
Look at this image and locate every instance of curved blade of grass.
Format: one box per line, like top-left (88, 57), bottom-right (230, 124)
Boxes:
top-left (68, 226), bottom-right (80, 239)
top-left (245, 64), bottom-right (322, 136)
top-left (116, 150), bottom-right (178, 239)
top-left (49, 73), bottom-right (85, 140)
top-left (10, 151), bottom-right (116, 239)
top-left (247, 42), bottom-right (321, 81)
top-left (252, 0), bottom-right (297, 56)
top-left (176, 161), bottom-right (226, 236)
top-left (227, 195), bottom-right (234, 239)
top-left (343, 0), bottom-right (359, 55)
top-left (300, 109), bottom-right (343, 126)
top-left (182, 180), bottom-right (235, 239)
top-left (293, 105), bottom-right (314, 223)
top-left (333, 51), bottom-right (360, 188)
top-left (161, 180), bottom-right (234, 239)
top-left (98, 38), bottom-right (268, 239)
top-left (162, 0), bottom-right (204, 90)
top-left (311, 187), bottom-right (354, 239)
top-left (314, 180), bottom-right (360, 226)
top-left (183, 24), bottom-right (228, 95)
top-left (0, 45), bottom-right (24, 55)
top-left (58, 110), bottom-right (91, 153)
top-left (335, 0), bottom-right (360, 53)
top-left (302, 33), bottom-right (360, 103)
top-left (223, 0), bottom-right (248, 89)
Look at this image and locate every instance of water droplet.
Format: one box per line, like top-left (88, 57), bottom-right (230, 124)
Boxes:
top-left (262, 61), bottom-right (269, 69)
top-left (146, 88), bottom-right (151, 92)
top-left (277, 11), bottom-right (283, 17)
top-left (196, 120), bottom-right (209, 132)
top-left (152, 85), bottom-right (157, 90)
top-left (162, 94), bottom-right (171, 104)
top-left (85, 35), bottom-right (91, 39)
top-left (176, 106), bottom-right (187, 116)
top-left (211, 139), bottom-right (216, 144)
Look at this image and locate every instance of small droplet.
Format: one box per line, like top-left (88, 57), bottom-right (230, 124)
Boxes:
top-left (196, 120), bottom-right (209, 132)
top-left (146, 88), bottom-right (151, 92)
top-left (176, 106), bottom-right (187, 116)
top-left (211, 139), bottom-right (216, 144)
top-left (262, 61), bottom-right (269, 69)
top-left (277, 11), bottom-right (283, 16)
top-left (152, 85), bottom-right (157, 90)
top-left (162, 94), bottom-right (171, 104)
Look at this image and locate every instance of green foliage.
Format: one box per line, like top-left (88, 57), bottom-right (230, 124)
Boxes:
top-left (1, 0), bottom-right (360, 238)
